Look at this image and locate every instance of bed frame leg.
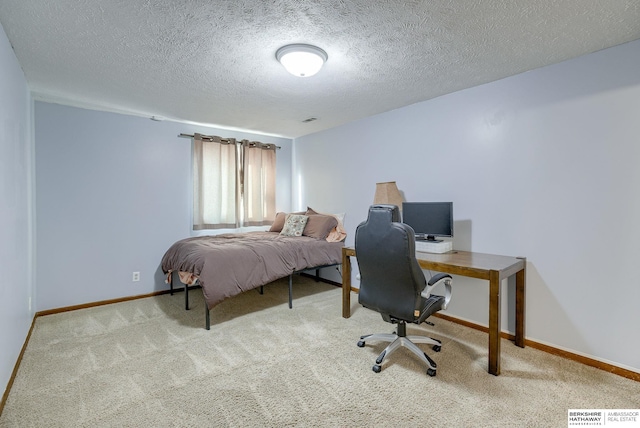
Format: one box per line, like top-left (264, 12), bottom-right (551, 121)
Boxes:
top-left (205, 304), bottom-right (210, 330)
top-left (170, 271), bottom-right (175, 295)
top-left (288, 274), bottom-right (293, 309)
top-left (259, 285), bottom-right (264, 295)
top-left (315, 268), bottom-right (320, 282)
top-left (185, 284), bottom-right (190, 310)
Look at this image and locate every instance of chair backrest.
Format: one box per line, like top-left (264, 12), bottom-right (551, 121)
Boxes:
top-left (355, 204), bottom-right (427, 321)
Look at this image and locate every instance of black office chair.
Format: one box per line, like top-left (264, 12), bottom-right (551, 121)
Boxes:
top-left (355, 204), bottom-right (452, 376)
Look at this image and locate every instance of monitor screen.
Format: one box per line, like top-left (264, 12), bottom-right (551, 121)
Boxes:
top-left (401, 202), bottom-right (453, 242)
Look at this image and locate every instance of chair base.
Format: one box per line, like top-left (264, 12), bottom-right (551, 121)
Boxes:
top-left (358, 323), bottom-right (441, 376)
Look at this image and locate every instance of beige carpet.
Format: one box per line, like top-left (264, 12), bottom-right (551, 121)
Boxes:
top-left (1, 277), bottom-right (638, 427)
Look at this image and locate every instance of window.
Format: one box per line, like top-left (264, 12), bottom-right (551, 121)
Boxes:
top-left (192, 133), bottom-right (276, 230)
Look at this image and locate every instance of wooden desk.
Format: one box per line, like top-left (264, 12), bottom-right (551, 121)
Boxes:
top-left (341, 247), bottom-right (526, 376)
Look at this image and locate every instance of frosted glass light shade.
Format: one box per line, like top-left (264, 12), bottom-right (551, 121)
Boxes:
top-left (276, 44), bottom-right (327, 77)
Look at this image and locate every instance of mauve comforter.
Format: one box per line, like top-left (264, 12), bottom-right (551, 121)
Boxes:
top-left (161, 232), bottom-right (343, 309)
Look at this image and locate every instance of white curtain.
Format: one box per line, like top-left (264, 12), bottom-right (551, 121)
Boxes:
top-left (192, 134), bottom-right (276, 230)
top-left (192, 134), bottom-right (239, 230)
top-left (241, 140), bottom-right (277, 226)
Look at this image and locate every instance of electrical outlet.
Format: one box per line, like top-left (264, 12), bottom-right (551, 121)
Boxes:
top-left (132, 272), bottom-right (140, 282)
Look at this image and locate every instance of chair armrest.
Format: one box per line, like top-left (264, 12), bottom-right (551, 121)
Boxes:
top-left (421, 273), bottom-right (453, 310)
top-left (428, 273), bottom-right (452, 286)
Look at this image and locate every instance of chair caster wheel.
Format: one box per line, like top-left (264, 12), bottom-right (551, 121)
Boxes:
top-left (427, 368), bottom-right (436, 377)
top-left (357, 341), bottom-right (365, 347)
top-left (432, 345), bottom-right (441, 352)
top-left (372, 365), bottom-right (381, 373)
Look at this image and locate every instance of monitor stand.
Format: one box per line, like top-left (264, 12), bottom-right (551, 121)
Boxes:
top-left (414, 238), bottom-right (452, 254)
top-left (416, 234), bottom-right (443, 243)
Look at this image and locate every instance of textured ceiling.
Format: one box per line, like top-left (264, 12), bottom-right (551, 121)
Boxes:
top-left (1, 1), bottom-right (640, 138)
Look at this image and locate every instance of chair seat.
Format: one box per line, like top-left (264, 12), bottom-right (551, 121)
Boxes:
top-left (416, 294), bottom-right (445, 324)
top-left (381, 294), bottom-right (445, 325)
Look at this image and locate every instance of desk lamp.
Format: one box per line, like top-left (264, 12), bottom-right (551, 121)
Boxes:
top-left (373, 181), bottom-right (403, 210)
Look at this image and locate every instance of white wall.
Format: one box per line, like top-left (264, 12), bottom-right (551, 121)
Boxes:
top-left (0, 23), bottom-right (34, 397)
top-left (293, 39), bottom-right (640, 373)
top-left (35, 102), bottom-right (292, 311)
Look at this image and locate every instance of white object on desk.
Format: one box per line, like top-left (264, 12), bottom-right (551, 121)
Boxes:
top-left (415, 240), bottom-right (453, 254)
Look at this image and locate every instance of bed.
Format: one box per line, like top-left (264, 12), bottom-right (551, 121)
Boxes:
top-left (161, 209), bottom-right (346, 329)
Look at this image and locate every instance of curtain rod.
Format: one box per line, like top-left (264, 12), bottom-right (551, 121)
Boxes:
top-left (179, 133), bottom-right (281, 149)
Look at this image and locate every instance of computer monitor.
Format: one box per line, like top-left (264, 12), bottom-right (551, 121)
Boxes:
top-left (401, 202), bottom-right (453, 242)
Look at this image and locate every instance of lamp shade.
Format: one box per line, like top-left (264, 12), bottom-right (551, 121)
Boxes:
top-left (373, 181), bottom-right (403, 208)
top-left (276, 44), bottom-right (327, 77)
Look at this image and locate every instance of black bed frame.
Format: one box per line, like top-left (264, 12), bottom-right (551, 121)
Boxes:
top-left (169, 263), bottom-right (341, 330)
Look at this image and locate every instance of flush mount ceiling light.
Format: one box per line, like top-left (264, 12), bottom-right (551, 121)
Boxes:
top-left (276, 44), bottom-right (327, 77)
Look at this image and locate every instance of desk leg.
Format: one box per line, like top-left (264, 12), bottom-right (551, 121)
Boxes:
top-left (342, 251), bottom-right (351, 318)
top-left (488, 270), bottom-right (501, 376)
top-left (515, 259), bottom-right (526, 348)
